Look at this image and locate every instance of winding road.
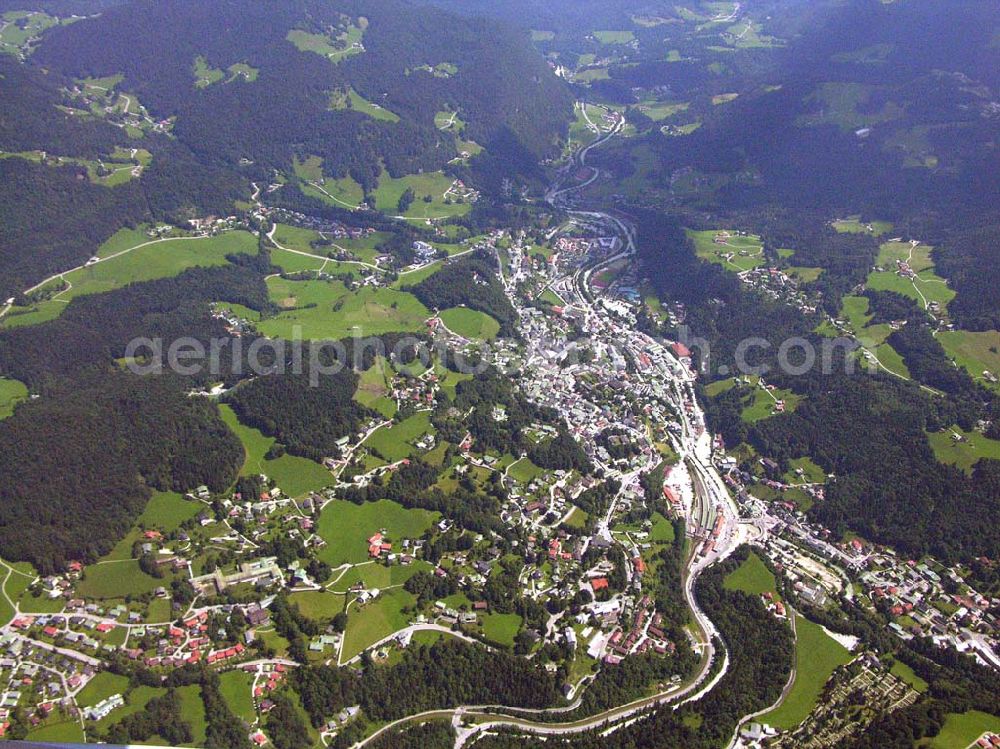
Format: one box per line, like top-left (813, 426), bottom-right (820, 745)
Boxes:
top-left (352, 104), bottom-right (743, 747)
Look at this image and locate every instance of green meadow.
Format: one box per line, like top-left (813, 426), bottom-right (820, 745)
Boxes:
top-left (353, 357), bottom-right (397, 418)
top-left (259, 278), bottom-right (429, 340)
top-left (372, 170), bottom-right (470, 220)
top-left (439, 307), bottom-right (500, 340)
top-left (219, 404), bottom-right (333, 497)
top-left (927, 427), bottom-right (1000, 474)
top-left (219, 670), bottom-right (257, 724)
top-left (481, 612), bottom-right (522, 647)
top-left (723, 552), bottom-right (777, 596)
top-left (138, 491), bottom-right (202, 532)
top-left (364, 411), bottom-right (434, 462)
top-left (342, 587), bottom-right (415, 661)
top-left (687, 229), bottom-right (766, 273)
top-left (593, 30), bottom-right (634, 44)
top-left (0, 376), bottom-right (28, 419)
top-left (922, 711), bottom-right (1000, 749)
top-left (761, 615), bottom-right (852, 730)
top-left (77, 559), bottom-right (163, 599)
top-left (2, 231), bottom-right (257, 329)
top-left (832, 216), bottom-right (894, 236)
top-left (329, 87), bottom-right (399, 122)
top-left (316, 499), bottom-right (439, 567)
top-left (938, 330), bottom-right (1000, 390)
top-left (287, 24), bottom-right (365, 64)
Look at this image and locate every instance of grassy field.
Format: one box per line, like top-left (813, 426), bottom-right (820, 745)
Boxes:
top-left (687, 229), bottom-right (765, 273)
top-left (289, 590), bottom-right (348, 620)
top-left (637, 100), bottom-right (689, 122)
top-left (287, 25), bottom-right (365, 64)
top-left (866, 267), bottom-right (954, 312)
top-left (889, 659), bottom-right (928, 693)
top-left (507, 457), bottom-right (546, 484)
top-left (939, 330), bottom-right (1000, 390)
top-left (138, 491), bottom-right (201, 532)
top-left (922, 711), bottom-right (1000, 749)
top-left (219, 405), bottom-right (333, 497)
top-left (219, 670), bottom-right (257, 724)
top-left (77, 560), bottom-right (163, 599)
top-left (317, 499), bottom-right (439, 566)
top-left (741, 383), bottom-right (801, 423)
top-left (329, 87), bottom-right (399, 122)
top-left (332, 561), bottom-right (428, 593)
top-left (176, 684), bottom-right (208, 745)
top-left (343, 587), bottom-right (415, 660)
top-left (832, 216), bottom-right (894, 236)
top-left (372, 170), bottom-right (470, 220)
top-left (439, 307), bottom-right (500, 340)
top-left (799, 83), bottom-right (903, 131)
top-left (364, 411), bottom-right (434, 462)
top-left (259, 278), bottom-right (429, 340)
top-left (593, 29), bottom-right (634, 44)
top-left (295, 155), bottom-right (366, 209)
top-left (353, 357), bottom-right (397, 418)
top-left (26, 719), bottom-right (85, 743)
top-left (783, 457), bottom-right (826, 485)
top-left (649, 512), bottom-right (676, 543)
top-left (2, 231), bottom-right (257, 329)
top-left (836, 294), bottom-right (912, 377)
top-left (78, 672), bottom-right (130, 707)
top-left (481, 612), bottom-right (522, 647)
top-left (0, 376), bottom-right (28, 419)
top-left (927, 427), bottom-right (1000, 473)
top-left (761, 615), bottom-right (852, 730)
top-left (723, 552), bottom-right (777, 596)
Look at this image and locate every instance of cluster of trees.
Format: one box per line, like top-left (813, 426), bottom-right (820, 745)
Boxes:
top-left (33, 0), bottom-right (570, 191)
top-left (466, 551), bottom-right (794, 749)
top-left (750, 373), bottom-right (1000, 561)
top-left (527, 427), bottom-right (591, 473)
top-left (0, 158), bottom-right (149, 301)
top-left (225, 360), bottom-right (367, 462)
top-left (105, 689), bottom-right (192, 746)
top-left (0, 374), bottom-right (242, 572)
top-left (0, 263), bottom-right (277, 571)
top-left (406, 255), bottom-right (516, 335)
top-left (295, 638), bottom-right (557, 728)
top-left (266, 694), bottom-right (313, 749)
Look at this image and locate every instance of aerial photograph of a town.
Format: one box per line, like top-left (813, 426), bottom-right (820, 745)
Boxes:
top-left (0, 0), bottom-right (998, 748)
